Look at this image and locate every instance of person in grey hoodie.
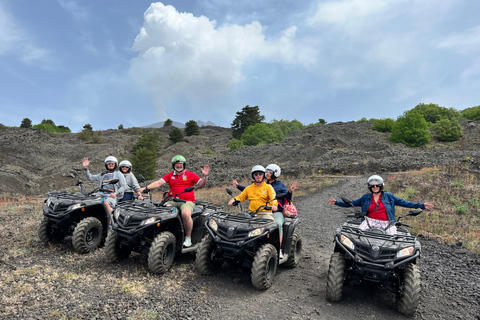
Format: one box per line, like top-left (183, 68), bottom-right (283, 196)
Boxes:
top-left (82, 156), bottom-right (126, 215)
top-left (118, 160), bottom-right (143, 201)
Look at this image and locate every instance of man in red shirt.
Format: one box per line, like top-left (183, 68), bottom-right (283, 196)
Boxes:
top-left (141, 155), bottom-right (209, 247)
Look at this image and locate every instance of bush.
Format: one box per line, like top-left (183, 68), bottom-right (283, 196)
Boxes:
top-left (184, 120), bottom-right (200, 136)
top-left (413, 103), bottom-right (460, 123)
top-left (241, 123), bottom-right (282, 146)
top-left (357, 117), bottom-right (370, 123)
top-left (83, 124), bottom-right (93, 131)
top-left (20, 118), bottom-right (32, 128)
top-left (118, 124), bottom-right (124, 130)
top-left (169, 127), bottom-right (184, 143)
top-left (228, 138), bottom-right (244, 151)
top-left (431, 118), bottom-right (463, 142)
top-left (130, 147), bottom-right (157, 180)
top-left (163, 119), bottom-right (173, 127)
top-left (231, 105), bottom-right (265, 139)
top-left (461, 105), bottom-right (480, 121)
top-left (78, 129), bottom-right (102, 143)
top-left (0, 123), bottom-right (6, 129)
top-left (57, 125), bottom-right (71, 133)
top-left (390, 109), bottom-right (430, 146)
top-left (372, 118), bottom-right (395, 132)
top-left (270, 119), bottom-right (304, 136)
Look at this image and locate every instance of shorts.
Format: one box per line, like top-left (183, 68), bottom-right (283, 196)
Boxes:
top-left (359, 217), bottom-right (397, 235)
top-left (97, 192), bottom-right (117, 208)
top-left (165, 200), bottom-right (196, 213)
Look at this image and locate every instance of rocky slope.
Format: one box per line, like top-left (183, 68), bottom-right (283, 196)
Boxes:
top-left (1, 121), bottom-right (479, 196)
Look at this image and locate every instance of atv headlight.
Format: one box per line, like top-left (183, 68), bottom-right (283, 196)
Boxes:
top-left (67, 203), bottom-right (83, 211)
top-left (397, 246), bottom-right (414, 258)
top-left (141, 217), bottom-right (156, 226)
top-left (46, 197), bottom-right (53, 208)
top-left (248, 228), bottom-right (265, 237)
top-left (341, 235), bottom-right (355, 250)
top-left (209, 219), bottom-right (218, 231)
top-left (113, 209), bottom-right (121, 220)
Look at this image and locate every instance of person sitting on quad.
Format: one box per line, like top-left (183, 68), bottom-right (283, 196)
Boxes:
top-left (228, 165), bottom-right (278, 220)
top-left (140, 155), bottom-right (210, 247)
top-left (328, 175), bottom-right (434, 234)
top-left (82, 156), bottom-right (127, 216)
top-left (118, 160), bottom-right (143, 202)
top-left (232, 164), bottom-right (298, 258)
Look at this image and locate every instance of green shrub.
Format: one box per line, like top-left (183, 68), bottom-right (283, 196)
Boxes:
top-left (461, 105), bottom-right (480, 121)
top-left (118, 124), bottom-right (124, 130)
top-left (131, 147), bottom-right (157, 180)
top-left (169, 127), bottom-right (184, 143)
top-left (163, 119), bottom-right (173, 127)
top-left (228, 138), bottom-right (243, 151)
top-left (77, 129), bottom-right (102, 143)
top-left (431, 118), bottom-right (463, 142)
top-left (357, 117), bottom-right (370, 123)
top-left (20, 118), bottom-right (32, 128)
top-left (57, 125), bottom-right (71, 133)
top-left (270, 119), bottom-right (304, 136)
top-left (413, 103), bottom-right (460, 123)
top-left (241, 122), bottom-right (283, 146)
top-left (128, 127), bottom-right (144, 135)
top-left (231, 105), bottom-right (265, 139)
top-left (372, 118), bottom-right (395, 132)
top-left (0, 123), bottom-right (6, 129)
top-left (184, 120), bottom-right (200, 136)
top-left (390, 109), bottom-right (430, 146)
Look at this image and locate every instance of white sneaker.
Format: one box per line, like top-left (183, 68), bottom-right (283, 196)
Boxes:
top-left (279, 249), bottom-right (284, 259)
top-left (183, 236), bottom-right (192, 247)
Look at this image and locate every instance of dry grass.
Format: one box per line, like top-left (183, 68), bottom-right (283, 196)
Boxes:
top-left (386, 162), bottom-right (480, 253)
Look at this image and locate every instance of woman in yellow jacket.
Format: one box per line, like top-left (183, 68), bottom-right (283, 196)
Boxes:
top-left (228, 165), bottom-right (278, 219)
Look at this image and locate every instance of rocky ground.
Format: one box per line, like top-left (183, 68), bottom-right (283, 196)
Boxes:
top-left (1, 176), bottom-right (479, 319)
top-left (1, 121), bottom-right (480, 319)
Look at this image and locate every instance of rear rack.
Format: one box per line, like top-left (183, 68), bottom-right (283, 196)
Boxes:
top-left (211, 211), bottom-right (274, 225)
top-left (195, 200), bottom-right (224, 210)
top-left (117, 201), bottom-right (174, 215)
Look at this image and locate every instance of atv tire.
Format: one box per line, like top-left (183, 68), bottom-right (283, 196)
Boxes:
top-left (251, 243), bottom-right (277, 290)
top-left (196, 235), bottom-right (223, 275)
top-left (326, 252), bottom-right (346, 302)
top-left (396, 263), bottom-right (421, 316)
top-left (284, 231), bottom-right (302, 268)
top-left (148, 231), bottom-right (176, 274)
top-left (38, 217), bottom-right (65, 244)
top-left (105, 230), bottom-right (131, 262)
top-left (72, 217), bottom-right (103, 254)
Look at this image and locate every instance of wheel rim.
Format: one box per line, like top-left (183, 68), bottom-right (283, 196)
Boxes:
top-left (266, 256), bottom-right (275, 280)
top-left (86, 228), bottom-right (99, 246)
top-left (162, 243), bottom-right (174, 265)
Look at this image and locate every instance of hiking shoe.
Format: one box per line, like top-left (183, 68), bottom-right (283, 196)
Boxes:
top-left (183, 237), bottom-right (192, 247)
top-left (279, 249), bottom-right (284, 259)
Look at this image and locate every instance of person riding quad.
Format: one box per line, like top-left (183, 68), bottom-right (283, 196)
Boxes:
top-left (228, 165), bottom-right (278, 219)
top-left (118, 160), bottom-right (143, 202)
top-left (82, 156), bottom-right (127, 217)
top-left (140, 155), bottom-right (210, 247)
top-left (328, 175), bottom-right (434, 234)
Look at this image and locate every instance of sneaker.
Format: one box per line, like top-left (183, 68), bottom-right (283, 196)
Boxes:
top-left (279, 249), bottom-right (284, 259)
top-left (183, 236), bottom-right (192, 247)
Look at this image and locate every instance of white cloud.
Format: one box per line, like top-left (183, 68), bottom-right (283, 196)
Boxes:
top-left (129, 2), bottom-right (316, 114)
top-left (57, 0), bottom-right (89, 21)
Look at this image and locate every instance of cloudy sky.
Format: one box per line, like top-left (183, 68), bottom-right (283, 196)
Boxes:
top-left (1, 0), bottom-right (479, 132)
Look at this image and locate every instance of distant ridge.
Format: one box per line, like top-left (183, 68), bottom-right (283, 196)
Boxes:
top-left (142, 120), bottom-right (217, 129)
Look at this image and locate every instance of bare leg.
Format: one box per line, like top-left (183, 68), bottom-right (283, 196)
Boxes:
top-left (181, 209), bottom-right (193, 238)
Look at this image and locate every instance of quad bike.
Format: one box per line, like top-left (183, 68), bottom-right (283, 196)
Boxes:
top-left (326, 197), bottom-right (423, 316)
top-left (105, 184), bottom-right (223, 275)
top-left (38, 170), bottom-right (119, 254)
top-left (195, 188), bottom-right (302, 290)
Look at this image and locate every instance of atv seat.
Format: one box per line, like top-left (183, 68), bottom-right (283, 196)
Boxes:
top-left (192, 206), bottom-right (203, 218)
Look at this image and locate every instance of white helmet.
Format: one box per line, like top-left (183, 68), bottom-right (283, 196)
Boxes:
top-left (367, 175), bottom-right (384, 191)
top-left (251, 165), bottom-right (266, 180)
top-left (119, 160), bottom-right (132, 173)
top-left (266, 164), bottom-right (281, 179)
top-left (104, 156), bottom-right (118, 170)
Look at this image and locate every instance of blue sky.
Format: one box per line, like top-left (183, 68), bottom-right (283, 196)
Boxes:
top-left (1, 0), bottom-right (479, 132)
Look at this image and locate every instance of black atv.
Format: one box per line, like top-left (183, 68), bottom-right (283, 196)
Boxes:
top-left (326, 197), bottom-right (423, 316)
top-left (38, 170), bottom-right (118, 254)
top-left (105, 186), bottom-right (223, 275)
top-left (195, 188), bottom-right (302, 290)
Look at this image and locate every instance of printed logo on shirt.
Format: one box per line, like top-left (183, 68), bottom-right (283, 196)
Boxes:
top-left (183, 175), bottom-right (187, 181)
top-left (262, 190), bottom-right (267, 195)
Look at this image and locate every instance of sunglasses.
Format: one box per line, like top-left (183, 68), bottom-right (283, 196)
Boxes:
top-left (253, 172), bottom-right (264, 176)
top-left (370, 184), bottom-right (381, 188)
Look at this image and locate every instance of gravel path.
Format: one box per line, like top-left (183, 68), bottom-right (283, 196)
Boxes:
top-left (1, 177), bottom-right (479, 319)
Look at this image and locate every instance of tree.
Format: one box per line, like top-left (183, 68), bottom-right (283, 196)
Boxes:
top-left (57, 125), bottom-right (71, 133)
top-left (318, 119), bottom-right (327, 125)
top-left (41, 119), bottom-right (56, 125)
top-left (131, 132), bottom-right (160, 154)
top-left (169, 127), bottom-right (184, 143)
top-left (163, 119), bottom-right (173, 127)
top-left (431, 119), bottom-right (463, 142)
top-left (130, 147), bottom-right (157, 180)
top-left (231, 105), bottom-right (265, 139)
top-left (413, 103), bottom-right (460, 124)
top-left (372, 118), bottom-right (395, 132)
top-left (390, 110), bottom-right (430, 146)
top-left (83, 124), bottom-right (93, 131)
top-left (184, 120), bottom-right (200, 136)
top-left (461, 105), bottom-right (480, 121)
top-left (118, 124), bottom-right (124, 130)
top-left (20, 118), bottom-right (32, 128)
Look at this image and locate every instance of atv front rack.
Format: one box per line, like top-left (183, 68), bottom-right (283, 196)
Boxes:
top-left (340, 224), bottom-right (417, 243)
top-left (211, 211), bottom-right (275, 226)
top-left (195, 200), bottom-right (224, 211)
